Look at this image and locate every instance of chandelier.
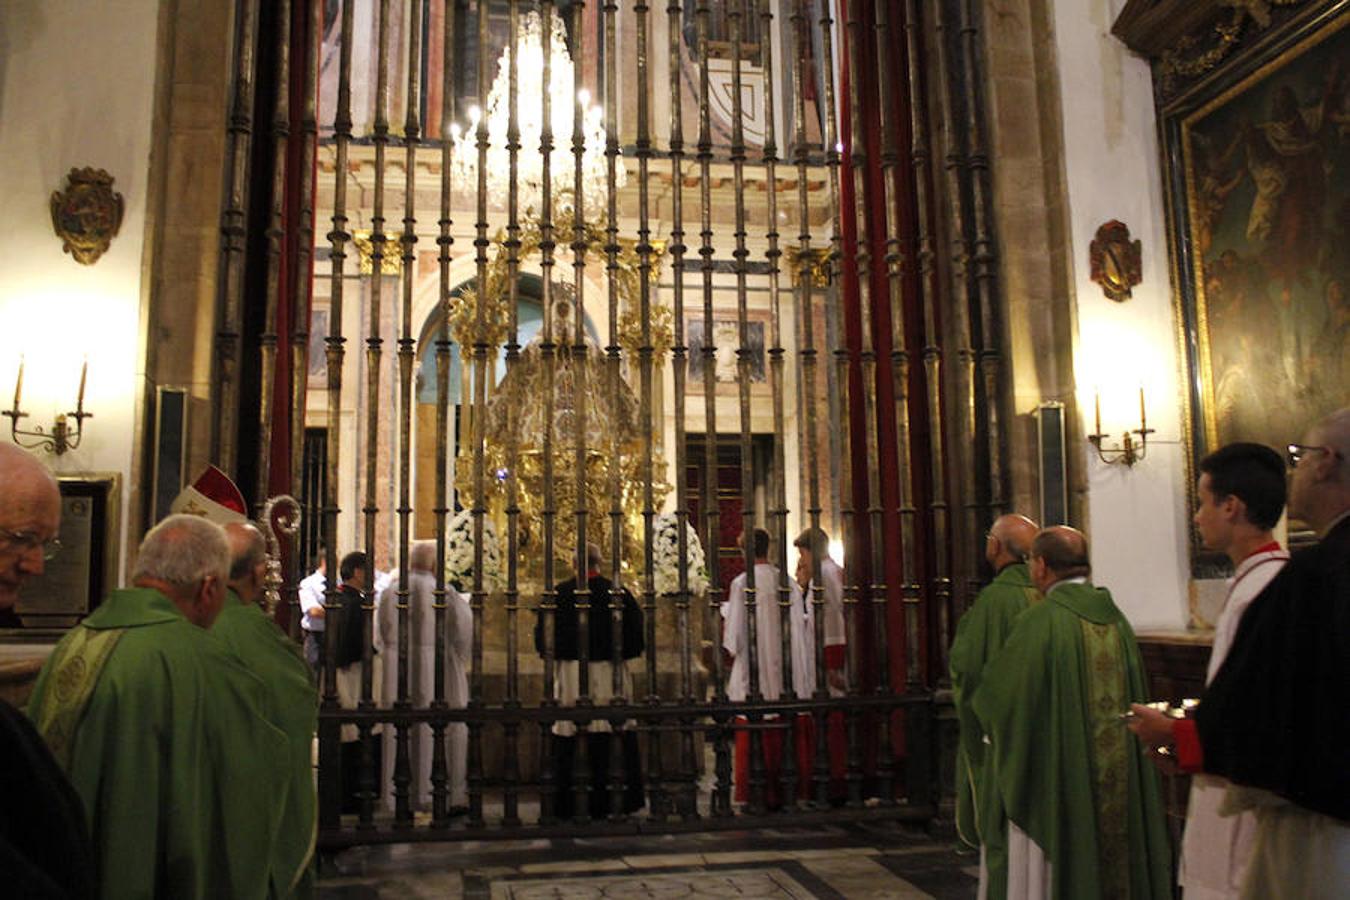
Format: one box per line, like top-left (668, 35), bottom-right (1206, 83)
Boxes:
top-left (450, 10), bottom-right (624, 217)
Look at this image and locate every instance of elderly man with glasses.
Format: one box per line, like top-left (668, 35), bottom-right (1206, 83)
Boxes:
top-left (0, 444), bottom-right (96, 898)
top-left (1130, 406), bottom-right (1350, 898)
top-left (0, 444), bottom-right (63, 624)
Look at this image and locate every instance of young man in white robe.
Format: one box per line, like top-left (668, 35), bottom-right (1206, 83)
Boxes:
top-left (794, 526), bottom-right (848, 801)
top-left (377, 540), bottom-right (472, 816)
top-left (723, 527), bottom-right (815, 810)
top-left (1182, 442), bottom-right (1289, 899)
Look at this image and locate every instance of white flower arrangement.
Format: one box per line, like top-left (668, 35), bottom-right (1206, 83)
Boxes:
top-left (444, 509), bottom-right (504, 594)
top-left (650, 512), bottom-right (709, 598)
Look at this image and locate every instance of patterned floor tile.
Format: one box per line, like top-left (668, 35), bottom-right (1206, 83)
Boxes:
top-left (490, 867), bottom-right (816, 899)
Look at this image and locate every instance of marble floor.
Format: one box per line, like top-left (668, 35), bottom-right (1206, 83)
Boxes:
top-left (318, 821), bottom-right (979, 899)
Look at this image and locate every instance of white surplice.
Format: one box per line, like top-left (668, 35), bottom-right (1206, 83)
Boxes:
top-left (723, 562), bottom-right (814, 702)
top-left (805, 558), bottom-right (847, 697)
top-left (377, 571), bottom-right (472, 809)
top-left (1181, 546), bottom-right (1288, 899)
top-left (1224, 787), bottom-right (1350, 900)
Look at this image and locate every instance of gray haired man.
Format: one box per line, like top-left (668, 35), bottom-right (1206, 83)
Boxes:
top-left (27, 514), bottom-right (291, 899)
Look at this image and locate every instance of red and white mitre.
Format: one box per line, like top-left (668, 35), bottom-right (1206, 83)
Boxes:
top-left (169, 465), bottom-right (248, 524)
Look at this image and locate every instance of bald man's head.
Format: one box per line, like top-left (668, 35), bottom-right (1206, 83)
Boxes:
top-left (986, 514), bottom-right (1039, 570)
top-left (0, 444), bottom-right (62, 609)
top-left (1289, 406), bottom-right (1350, 530)
top-left (224, 521), bottom-right (267, 604)
top-left (1029, 526), bottom-right (1091, 593)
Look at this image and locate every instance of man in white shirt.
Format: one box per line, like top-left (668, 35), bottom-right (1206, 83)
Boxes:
top-left (723, 527), bottom-right (812, 810)
top-left (1182, 442), bottom-right (1288, 898)
top-left (298, 550), bottom-right (327, 668)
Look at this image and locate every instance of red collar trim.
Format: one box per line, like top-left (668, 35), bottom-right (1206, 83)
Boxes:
top-left (1242, 541), bottom-right (1282, 560)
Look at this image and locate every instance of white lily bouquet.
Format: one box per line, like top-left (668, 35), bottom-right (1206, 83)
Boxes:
top-left (650, 512), bottom-right (710, 598)
top-left (444, 509), bottom-right (504, 594)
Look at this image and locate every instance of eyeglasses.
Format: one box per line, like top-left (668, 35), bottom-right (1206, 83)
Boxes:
top-left (1286, 443), bottom-right (1343, 468)
top-left (0, 528), bottom-right (62, 561)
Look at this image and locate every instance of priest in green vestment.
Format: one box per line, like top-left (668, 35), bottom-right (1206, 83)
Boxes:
top-left (971, 526), bottom-right (1171, 900)
top-left (218, 522), bottom-right (318, 898)
top-left (950, 513), bottom-right (1041, 896)
top-left (27, 514), bottom-right (290, 900)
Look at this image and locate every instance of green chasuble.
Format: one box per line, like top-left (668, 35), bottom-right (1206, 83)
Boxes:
top-left (949, 562), bottom-right (1040, 881)
top-left (27, 588), bottom-right (289, 900)
top-left (212, 591), bottom-right (318, 899)
top-left (971, 581), bottom-right (1171, 900)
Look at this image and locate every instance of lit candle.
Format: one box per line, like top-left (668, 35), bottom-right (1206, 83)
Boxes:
top-left (76, 357), bottom-right (88, 414)
top-left (1094, 388), bottom-right (1102, 436)
top-left (12, 356), bottom-right (23, 412)
top-left (1139, 384), bottom-right (1146, 431)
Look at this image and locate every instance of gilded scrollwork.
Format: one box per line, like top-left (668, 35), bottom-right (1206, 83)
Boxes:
top-left (1156, 0), bottom-right (1313, 101)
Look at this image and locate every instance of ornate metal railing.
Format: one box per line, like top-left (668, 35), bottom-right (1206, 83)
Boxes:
top-left (215, 0), bottom-right (1009, 847)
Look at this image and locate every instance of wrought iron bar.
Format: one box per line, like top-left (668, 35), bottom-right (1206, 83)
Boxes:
top-left (430, 0), bottom-right (458, 829)
top-left (255, 0), bottom-right (291, 506)
top-left (287, 0), bottom-right (321, 640)
top-left (602, 0), bottom-right (625, 823)
top-left (885, 0), bottom-right (922, 700)
top-left (933, 0), bottom-right (972, 684)
top-left (468, 0), bottom-right (491, 829)
top-left (758, 0), bottom-right (800, 809)
top-left (214, 0), bottom-right (260, 470)
top-left (844, 0), bottom-right (894, 804)
top-left (569, 0), bottom-right (594, 825)
top-left (317, 0), bottom-right (354, 833)
top-left (537, 0), bottom-right (560, 828)
top-left (693, 0), bottom-right (731, 819)
top-left (818, 0), bottom-right (864, 809)
top-left (502, 0), bottom-right (523, 829)
top-left (728, 0), bottom-right (768, 817)
top-left (666, 0), bottom-right (698, 823)
top-left (358, 0), bottom-right (392, 830)
top-left (633, 0), bottom-right (664, 820)
top-left (792, 0), bottom-right (831, 810)
top-left (959, 0), bottom-right (1007, 524)
top-left (391, 0), bottom-right (423, 826)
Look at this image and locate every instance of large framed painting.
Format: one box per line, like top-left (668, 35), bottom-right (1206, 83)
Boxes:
top-left (1162, 4), bottom-right (1350, 570)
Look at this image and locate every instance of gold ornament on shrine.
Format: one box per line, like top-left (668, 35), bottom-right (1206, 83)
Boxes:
top-left (50, 168), bottom-right (124, 265)
top-left (454, 210), bottom-right (672, 577)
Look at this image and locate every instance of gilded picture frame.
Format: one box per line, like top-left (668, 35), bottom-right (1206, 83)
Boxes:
top-left (1162, 4), bottom-right (1350, 574)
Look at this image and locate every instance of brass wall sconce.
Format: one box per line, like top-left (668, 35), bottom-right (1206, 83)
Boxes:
top-left (1087, 387), bottom-right (1153, 466)
top-left (4, 357), bottom-right (92, 455)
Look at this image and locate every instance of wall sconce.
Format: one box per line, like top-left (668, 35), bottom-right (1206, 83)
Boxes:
top-left (1088, 386), bottom-right (1153, 466)
top-left (3, 356), bottom-right (92, 455)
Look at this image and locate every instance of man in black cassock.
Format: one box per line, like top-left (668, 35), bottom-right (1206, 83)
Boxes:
top-left (535, 543), bottom-right (645, 820)
top-left (1131, 406), bottom-right (1350, 897)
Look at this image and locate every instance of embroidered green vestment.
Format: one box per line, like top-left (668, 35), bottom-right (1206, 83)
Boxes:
top-left (971, 581), bottom-right (1172, 900)
top-left (950, 562), bottom-right (1040, 891)
top-left (212, 590), bottom-right (318, 898)
top-left (27, 588), bottom-right (289, 900)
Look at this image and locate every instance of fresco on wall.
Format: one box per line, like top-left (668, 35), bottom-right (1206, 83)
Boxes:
top-left (1179, 14), bottom-right (1349, 454)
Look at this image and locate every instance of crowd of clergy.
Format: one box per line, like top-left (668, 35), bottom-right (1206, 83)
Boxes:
top-left (953, 406), bottom-right (1349, 899)
top-left (0, 405), bottom-right (1345, 899)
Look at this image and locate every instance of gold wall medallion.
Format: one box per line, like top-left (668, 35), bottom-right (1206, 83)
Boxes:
top-left (1089, 220), bottom-right (1142, 302)
top-left (50, 168), bottom-right (124, 265)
